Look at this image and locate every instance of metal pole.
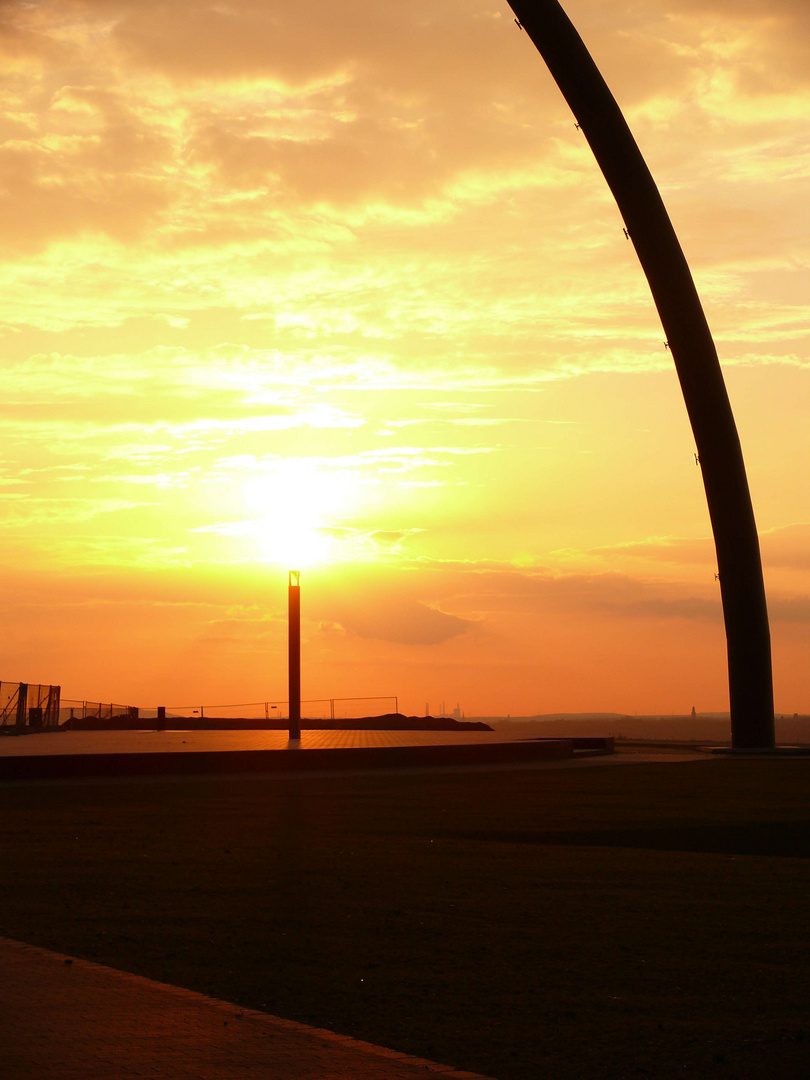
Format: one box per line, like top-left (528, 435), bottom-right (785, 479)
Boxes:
top-left (288, 570), bottom-right (301, 739)
top-left (508, 0), bottom-right (774, 748)
top-left (15, 683), bottom-right (27, 730)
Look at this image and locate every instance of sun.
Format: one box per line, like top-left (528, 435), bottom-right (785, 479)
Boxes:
top-left (257, 518), bottom-right (331, 569)
top-left (242, 460), bottom-right (353, 568)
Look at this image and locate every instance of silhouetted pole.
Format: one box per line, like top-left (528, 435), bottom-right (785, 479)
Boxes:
top-left (508, 0), bottom-right (774, 748)
top-left (15, 682), bottom-right (28, 731)
top-left (288, 570), bottom-right (301, 739)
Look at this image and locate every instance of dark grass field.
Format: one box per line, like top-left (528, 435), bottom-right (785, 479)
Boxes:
top-left (1, 754), bottom-right (809, 1079)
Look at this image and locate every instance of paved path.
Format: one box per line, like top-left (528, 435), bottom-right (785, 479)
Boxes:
top-left (0, 728), bottom-right (619, 756)
top-left (0, 730), bottom-right (516, 757)
top-left (1, 938), bottom-right (494, 1080)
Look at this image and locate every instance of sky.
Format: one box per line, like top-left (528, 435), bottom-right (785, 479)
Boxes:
top-left (1, 0), bottom-right (808, 716)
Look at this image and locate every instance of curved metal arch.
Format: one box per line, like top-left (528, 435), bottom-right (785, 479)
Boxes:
top-left (508, 0), bottom-right (774, 748)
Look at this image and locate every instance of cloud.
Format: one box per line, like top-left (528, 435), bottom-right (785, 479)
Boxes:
top-left (768, 596), bottom-right (810, 622)
top-left (589, 524), bottom-right (810, 575)
top-left (431, 560), bottom-right (810, 628)
top-left (439, 566), bottom-right (723, 623)
top-left (0, 0), bottom-right (557, 245)
top-left (1, 0), bottom-right (805, 389)
top-left (331, 597), bottom-right (473, 646)
top-left (761, 524), bottom-right (810, 572)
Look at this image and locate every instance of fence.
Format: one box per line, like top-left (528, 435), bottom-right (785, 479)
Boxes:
top-left (57, 696), bottom-right (399, 725)
top-left (148, 697), bottom-right (399, 722)
top-left (60, 701), bottom-right (138, 723)
top-left (0, 681), bottom-right (61, 729)
top-left (2, 685), bottom-right (398, 729)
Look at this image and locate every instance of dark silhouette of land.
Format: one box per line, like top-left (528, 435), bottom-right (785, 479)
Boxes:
top-left (61, 713), bottom-right (493, 732)
top-left (488, 713), bottom-right (810, 745)
top-left (1, 754), bottom-right (808, 1080)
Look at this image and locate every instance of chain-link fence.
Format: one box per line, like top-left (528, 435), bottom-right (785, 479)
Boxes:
top-left (57, 696), bottom-right (399, 727)
top-left (60, 701), bottom-right (137, 723)
top-left (147, 697), bottom-right (399, 722)
top-left (0, 681), bottom-right (61, 730)
top-left (3, 684), bottom-right (398, 730)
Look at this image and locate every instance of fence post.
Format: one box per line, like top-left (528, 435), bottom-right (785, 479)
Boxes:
top-left (49, 685), bottom-right (61, 727)
top-left (15, 683), bottom-right (28, 730)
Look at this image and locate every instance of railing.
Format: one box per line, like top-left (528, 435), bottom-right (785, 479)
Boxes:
top-left (57, 696), bottom-right (399, 725)
top-left (160, 697), bottom-right (399, 721)
top-left (60, 701), bottom-right (136, 722)
top-left (2, 684), bottom-right (398, 729)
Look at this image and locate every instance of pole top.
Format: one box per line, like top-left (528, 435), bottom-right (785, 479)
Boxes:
top-left (289, 570), bottom-right (300, 587)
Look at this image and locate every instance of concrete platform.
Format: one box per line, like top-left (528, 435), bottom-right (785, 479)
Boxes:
top-left (0, 937), bottom-right (494, 1080)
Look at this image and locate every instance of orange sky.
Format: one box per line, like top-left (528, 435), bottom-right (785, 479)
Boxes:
top-left (1, 0), bottom-right (808, 715)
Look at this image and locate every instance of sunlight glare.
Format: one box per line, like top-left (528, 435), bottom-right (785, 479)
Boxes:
top-left (243, 460), bottom-right (355, 568)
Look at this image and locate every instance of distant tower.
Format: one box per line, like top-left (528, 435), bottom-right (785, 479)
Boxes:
top-left (691, 706), bottom-right (697, 719)
top-left (288, 571), bottom-right (301, 740)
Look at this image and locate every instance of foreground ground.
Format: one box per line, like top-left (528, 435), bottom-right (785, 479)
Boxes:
top-left (1, 751), bottom-right (808, 1079)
